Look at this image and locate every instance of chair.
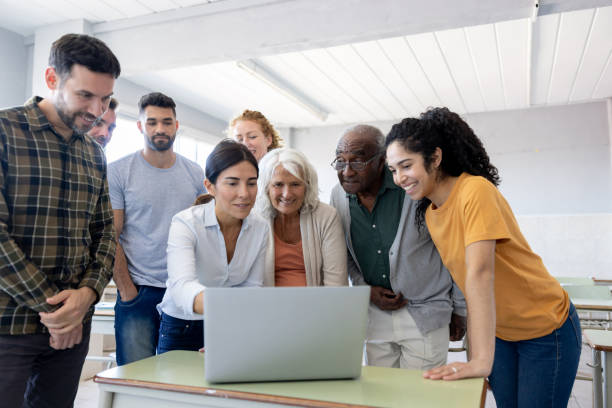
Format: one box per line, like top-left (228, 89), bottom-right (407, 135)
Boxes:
top-left (85, 352), bottom-right (116, 369)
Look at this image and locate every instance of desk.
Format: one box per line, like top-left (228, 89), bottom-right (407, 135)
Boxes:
top-left (94, 350), bottom-right (486, 408)
top-left (556, 277), bottom-right (595, 286)
top-left (92, 309), bottom-right (115, 335)
top-left (584, 330), bottom-right (612, 408)
top-left (87, 306), bottom-right (116, 371)
top-left (571, 298), bottom-right (612, 312)
top-left (593, 279), bottom-right (612, 286)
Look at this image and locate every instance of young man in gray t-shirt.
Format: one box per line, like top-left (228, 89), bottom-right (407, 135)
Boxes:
top-left (108, 92), bottom-right (205, 365)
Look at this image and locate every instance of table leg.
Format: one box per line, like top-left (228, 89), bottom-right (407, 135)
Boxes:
top-left (97, 388), bottom-right (114, 408)
top-left (593, 348), bottom-right (603, 408)
top-left (605, 351), bottom-right (612, 408)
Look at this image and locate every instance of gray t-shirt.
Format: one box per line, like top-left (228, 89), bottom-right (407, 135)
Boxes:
top-left (108, 151), bottom-right (206, 287)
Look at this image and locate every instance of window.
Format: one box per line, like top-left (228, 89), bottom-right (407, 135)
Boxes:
top-left (106, 117), bottom-right (142, 164)
top-left (106, 116), bottom-right (215, 169)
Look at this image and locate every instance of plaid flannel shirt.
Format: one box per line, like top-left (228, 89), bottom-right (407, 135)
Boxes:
top-left (0, 97), bottom-right (116, 335)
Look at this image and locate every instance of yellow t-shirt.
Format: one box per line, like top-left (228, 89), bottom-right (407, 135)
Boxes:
top-left (425, 173), bottom-right (569, 341)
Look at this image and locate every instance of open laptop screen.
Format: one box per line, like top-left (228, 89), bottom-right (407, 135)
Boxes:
top-left (204, 286), bottom-right (370, 383)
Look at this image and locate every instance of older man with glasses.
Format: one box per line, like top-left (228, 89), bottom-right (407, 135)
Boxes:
top-left (329, 124), bottom-right (467, 371)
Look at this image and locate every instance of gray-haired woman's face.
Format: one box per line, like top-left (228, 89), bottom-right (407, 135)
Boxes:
top-left (268, 165), bottom-right (305, 216)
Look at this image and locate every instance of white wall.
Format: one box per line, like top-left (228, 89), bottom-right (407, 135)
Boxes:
top-left (0, 27), bottom-right (27, 108)
top-left (293, 101), bottom-right (612, 278)
top-left (517, 214), bottom-right (612, 278)
top-left (466, 101), bottom-right (612, 215)
top-left (294, 101), bottom-right (612, 213)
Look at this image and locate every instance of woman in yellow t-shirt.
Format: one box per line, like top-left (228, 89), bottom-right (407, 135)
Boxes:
top-left (385, 108), bottom-right (580, 408)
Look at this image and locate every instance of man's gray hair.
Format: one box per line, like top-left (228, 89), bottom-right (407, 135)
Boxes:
top-left (340, 124), bottom-right (385, 152)
top-left (255, 148), bottom-right (320, 218)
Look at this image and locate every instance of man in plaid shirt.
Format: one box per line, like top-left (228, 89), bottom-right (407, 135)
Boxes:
top-left (0, 34), bottom-right (119, 407)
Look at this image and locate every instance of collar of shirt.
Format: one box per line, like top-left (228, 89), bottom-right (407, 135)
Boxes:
top-left (25, 96), bottom-right (85, 142)
top-left (202, 200), bottom-right (251, 231)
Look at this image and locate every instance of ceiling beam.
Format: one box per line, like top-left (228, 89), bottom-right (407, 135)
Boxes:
top-left (96, 0), bottom-right (535, 75)
top-left (538, 0), bottom-right (612, 16)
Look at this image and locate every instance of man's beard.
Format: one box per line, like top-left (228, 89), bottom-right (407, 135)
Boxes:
top-left (145, 132), bottom-right (176, 152)
top-left (55, 93), bottom-right (97, 136)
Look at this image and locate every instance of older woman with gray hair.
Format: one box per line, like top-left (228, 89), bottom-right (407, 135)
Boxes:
top-left (256, 148), bottom-right (348, 287)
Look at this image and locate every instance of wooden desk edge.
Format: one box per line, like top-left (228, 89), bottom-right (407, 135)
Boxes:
top-left (93, 310), bottom-right (115, 316)
top-left (93, 375), bottom-right (373, 408)
top-left (583, 331), bottom-right (612, 352)
top-left (592, 279), bottom-right (612, 285)
top-left (479, 380), bottom-right (489, 408)
top-left (572, 303), bottom-right (612, 311)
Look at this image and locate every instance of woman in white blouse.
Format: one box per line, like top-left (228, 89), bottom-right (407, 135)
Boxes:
top-left (156, 139), bottom-right (269, 354)
top-left (255, 148), bottom-right (348, 287)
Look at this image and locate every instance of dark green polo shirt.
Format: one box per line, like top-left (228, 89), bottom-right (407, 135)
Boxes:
top-left (349, 169), bottom-right (404, 290)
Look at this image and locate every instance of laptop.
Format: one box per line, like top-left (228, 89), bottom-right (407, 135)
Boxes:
top-left (204, 286), bottom-right (370, 383)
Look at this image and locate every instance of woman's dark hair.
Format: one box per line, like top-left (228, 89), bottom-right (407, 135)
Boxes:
top-left (385, 107), bottom-right (500, 230)
top-left (194, 139), bottom-right (259, 205)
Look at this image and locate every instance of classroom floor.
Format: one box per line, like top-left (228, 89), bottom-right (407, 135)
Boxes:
top-left (74, 344), bottom-right (594, 408)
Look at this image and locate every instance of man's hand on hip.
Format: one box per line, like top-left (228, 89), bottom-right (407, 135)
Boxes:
top-left (449, 313), bottom-right (467, 341)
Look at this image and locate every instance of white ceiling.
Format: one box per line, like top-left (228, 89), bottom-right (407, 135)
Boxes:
top-left (0, 0), bottom-right (222, 34)
top-left (128, 5), bottom-right (612, 127)
top-left (2, 0), bottom-right (612, 129)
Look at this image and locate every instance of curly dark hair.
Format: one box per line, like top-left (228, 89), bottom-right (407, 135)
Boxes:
top-left (385, 107), bottom-right (500, 230)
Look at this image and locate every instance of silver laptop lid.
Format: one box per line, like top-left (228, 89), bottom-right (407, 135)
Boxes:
top-left (204, 286), bottom-right (370, 383)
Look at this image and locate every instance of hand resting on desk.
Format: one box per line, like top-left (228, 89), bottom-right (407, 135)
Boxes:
top-left (423, 359), bottom-right (491, 381)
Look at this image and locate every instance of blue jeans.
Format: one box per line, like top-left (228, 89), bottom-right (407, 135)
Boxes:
top-left (157, 313), bottom-right (203, 354)
top-left (114, 285), bottom-right (165, 366)
top-left (488, 303), bottom-right (581, 408)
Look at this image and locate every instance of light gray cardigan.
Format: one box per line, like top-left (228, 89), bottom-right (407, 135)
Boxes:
top-left (262, 201), bottom-right (348, 287)
top-left (330, 184), bottom-right (466, 335)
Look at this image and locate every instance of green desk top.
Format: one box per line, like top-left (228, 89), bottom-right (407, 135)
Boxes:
top-left (95, 351), bottom-right (484, 408)
top-left (572, 298), bottom-right (612, 311)
top-left (556, 277), bottom-right (594, 286)
top-left (584, 329), bottom-right (612, 351)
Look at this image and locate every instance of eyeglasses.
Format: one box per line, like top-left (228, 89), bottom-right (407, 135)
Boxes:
top-left (331, 151), bottom-right (383, 171)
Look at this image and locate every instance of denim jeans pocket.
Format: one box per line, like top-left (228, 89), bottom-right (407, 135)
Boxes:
top-left (519, 331), bottom-right (558, 361)
top-left (116, 286), bottom-right (143, 307)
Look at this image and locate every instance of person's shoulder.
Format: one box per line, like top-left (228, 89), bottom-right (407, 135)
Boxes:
top-left (330, 183), bottom-right (344, 196)
top-left (246, 211), bottom-right (269, 232)
top-left (0, 105), bottom-right (27, 121)
top-left (455, 174), bottom-right (502, 211)
top-left (174, 203), bottom-right (204, 223)
top-left (312, 201), bottom-right (338, 218)
top-left (108, 152), bottom-right (140, 181)
top-left (459, 174), bottom-right (497, 196)
top-left (175, 154), bottom-right (204, 173)
top-left (0, 105), bottom-right (29, 134)
top-left (329, 184), bottom-right (347, 204)
top-left (110, 151), bottom-right (139, 167)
